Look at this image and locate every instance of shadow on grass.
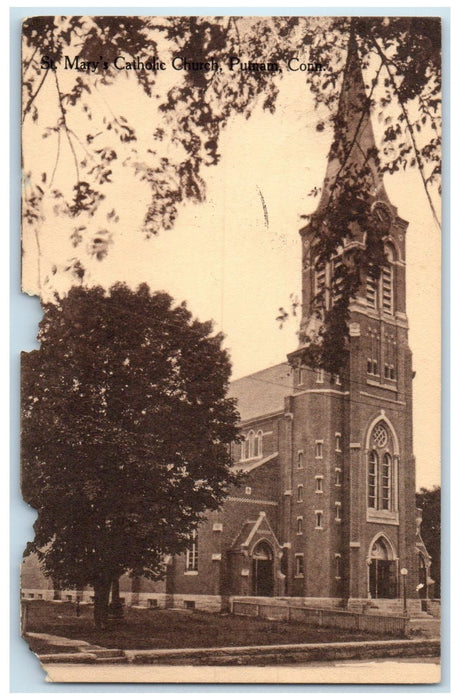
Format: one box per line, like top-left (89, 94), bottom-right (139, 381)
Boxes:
top-left (24, 600), bottom-right (402, 653)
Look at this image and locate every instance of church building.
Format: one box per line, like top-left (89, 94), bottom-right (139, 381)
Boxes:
top-left (21, 37), bottom-right (431, 612)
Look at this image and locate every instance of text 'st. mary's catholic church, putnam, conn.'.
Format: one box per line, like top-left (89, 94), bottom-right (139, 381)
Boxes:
top-left (22, 38), bottom-right (432, 612)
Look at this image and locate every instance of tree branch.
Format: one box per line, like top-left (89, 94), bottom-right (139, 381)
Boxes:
top-left (419, 94), bottom-right (441, 141)
top-left (22, 45), bottom-right (39, 77)
top-left (49, 127), bottom-right (62, 189)
top-left (33, 226), bottom-right (43, 294)
top-left (231, 17), bottom-right (241, 48)
top-left (371, 36), bottom-right (441, 230)
top-left (54, 72), bottom-right (80, 183)
top-left (22, 68), bottom-right (49, 123)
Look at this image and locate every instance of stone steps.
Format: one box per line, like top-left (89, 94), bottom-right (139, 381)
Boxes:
top-left (348, 599), bottom-right (426, 617)
top-left (408, 618), bottom-right (441, 638)
top-left (84, 647), bottom-right (126, 662)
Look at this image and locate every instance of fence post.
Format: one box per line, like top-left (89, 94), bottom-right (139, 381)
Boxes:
top-left (232, 599), bottom-right (406, 635)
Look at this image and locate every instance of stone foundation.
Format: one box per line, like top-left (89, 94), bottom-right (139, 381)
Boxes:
top-left (21, 589), bottom-right (436, 619)
top-left (19, 591), bottom-right (348, 612)
top-left (21, 589), bottom-right (226, 612)
top-left (21, 588), bottom-right (55, 601)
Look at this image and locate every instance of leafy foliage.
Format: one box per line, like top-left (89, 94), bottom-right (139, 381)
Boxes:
top-left (22, 16), bottom-right (441, 244)
top-left (21, 284), bottom-right (241, 619)
top-left (416, 486), bottom-right (441, 598)
top-left (22, 16), bottom-right (441, 369)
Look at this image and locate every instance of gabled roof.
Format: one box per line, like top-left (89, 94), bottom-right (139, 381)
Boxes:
top-left (228, 363), bottom-right (292, 423)
top-left (230, 511), bottom-right (282, 552)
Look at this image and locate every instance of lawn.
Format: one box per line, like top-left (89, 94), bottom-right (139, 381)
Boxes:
top-left (24, 601), bottom-right (399, 656)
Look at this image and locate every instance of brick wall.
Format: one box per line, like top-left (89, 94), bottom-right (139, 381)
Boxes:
top-left (170, 460), bottom-right (279, 596)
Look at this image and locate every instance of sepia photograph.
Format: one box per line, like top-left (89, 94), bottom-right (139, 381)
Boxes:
top-left (19, 13), bottom-right (442, 685)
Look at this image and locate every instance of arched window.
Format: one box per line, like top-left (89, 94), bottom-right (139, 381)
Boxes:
top-left (366, 275), bottom-right (378, 309)
top-left (253, 432), bottom-right (259, 458)
top-left (297, 451), bottom-right (304, 470)
top-left (373, 422), bottom-right (388, 448)
top-left (365, 248), bottom-right (394, 315)
top-left (382, 265), bottom-right (393, 314)
top-left (185, 530), bottom-right (198, 572)
top-left (331, 257), bottom-right (345, 305)
top-left (368, 451), bottom-right (378, 508)
top-left (314, 264), bottom-right (326, 299)
top-left (367, 420), bottom-right (398, 514)
top-left (254, 430), bottom-right (263, 457)
top-left (248, 431), bottom-right (255, 458)
top-left (382, 453), bottom-right (392, 510)
top-left (382, 246), bottom-right (395, 315)
top-left (335, 553), bottom-right (342, 579)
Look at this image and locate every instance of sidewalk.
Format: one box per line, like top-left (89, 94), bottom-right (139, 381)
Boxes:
top-left (26, 632), bottom-right (126, 664)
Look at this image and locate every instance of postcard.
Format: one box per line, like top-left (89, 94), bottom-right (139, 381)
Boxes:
top-left (19, 14), bottom-right (441, 685)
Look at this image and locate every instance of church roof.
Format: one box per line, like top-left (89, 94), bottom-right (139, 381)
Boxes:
top-left (230, 511), bottom-right (282, 552)
top-left (233, 452), bottom-right (278, 474)
top-left (228, 362), bottom-right (292, 423)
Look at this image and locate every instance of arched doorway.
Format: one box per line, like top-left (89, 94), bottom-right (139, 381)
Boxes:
top-left (252, 541), bottom-right (274, 596)
top-left (368, 536), bottom-right (397, 599)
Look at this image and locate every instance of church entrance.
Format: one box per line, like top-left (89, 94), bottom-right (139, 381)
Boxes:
top-left (252, 541), bottom-right (274, 597)
top-left (368, 537), bottom-right (397, 599)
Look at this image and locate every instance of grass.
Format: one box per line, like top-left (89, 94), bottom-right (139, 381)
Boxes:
top-left (23, 600), bottom-right (400, 656)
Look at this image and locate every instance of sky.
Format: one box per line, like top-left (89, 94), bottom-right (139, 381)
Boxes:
top-left (21, 19), bottom-right (441, 489)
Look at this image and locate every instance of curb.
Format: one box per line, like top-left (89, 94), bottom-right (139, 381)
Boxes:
top-left (39, 638), bottom-right (441, 666)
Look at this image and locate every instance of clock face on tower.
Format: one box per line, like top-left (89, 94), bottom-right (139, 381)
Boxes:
top-left (371, 201), bottom-right (393, 234)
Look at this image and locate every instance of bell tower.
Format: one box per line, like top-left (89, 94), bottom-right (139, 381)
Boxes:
top-left (287, 32), bottom-right (419, 603)
top-left (299, 31), bottom-right (404, 339)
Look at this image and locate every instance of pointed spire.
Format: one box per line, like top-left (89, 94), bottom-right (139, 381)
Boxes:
top-left (317, 30), bottom-right (389, 209)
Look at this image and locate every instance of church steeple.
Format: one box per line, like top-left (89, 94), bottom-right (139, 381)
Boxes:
top-left (295, 31), bottom-right (408, 353)
top-left (317, 31), bottom-right (390, 210)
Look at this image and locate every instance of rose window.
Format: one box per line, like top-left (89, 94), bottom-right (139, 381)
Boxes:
top-left (372, 423), bottom-right (388, 448)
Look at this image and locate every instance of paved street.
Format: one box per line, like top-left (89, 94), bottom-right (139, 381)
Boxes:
top-left (43, 657), bottom-right (441, 685)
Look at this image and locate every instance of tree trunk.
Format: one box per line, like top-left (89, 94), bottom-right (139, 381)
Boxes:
top-left (109, 576), bottom-right (124, 619)
top-left (93, 576), bottom-right (111, 629)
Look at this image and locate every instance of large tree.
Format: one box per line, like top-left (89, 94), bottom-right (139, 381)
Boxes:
top-left (416, 485), bottom-right (441, 598)
top-left (21, 284), bottom-right (240, 627)
top-left (22, 17), bottom-right (441, 366)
